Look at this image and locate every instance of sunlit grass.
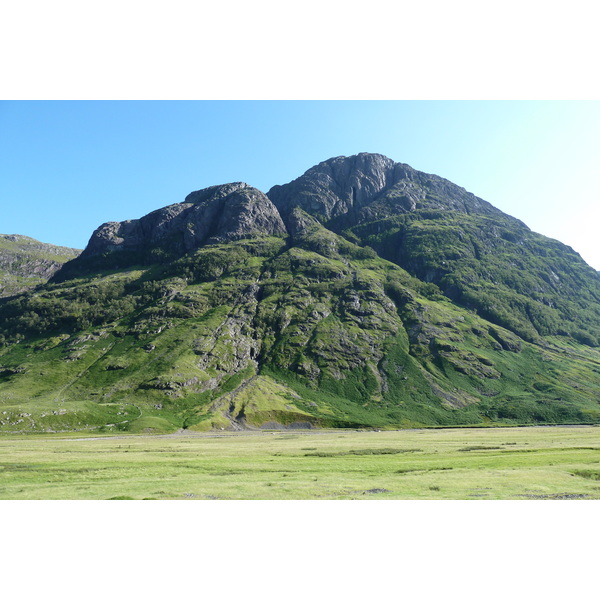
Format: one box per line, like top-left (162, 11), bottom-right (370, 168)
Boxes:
top-left (1, 425), bottom-right (599, 500)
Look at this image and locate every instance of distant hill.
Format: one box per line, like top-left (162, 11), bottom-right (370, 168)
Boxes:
top-left (0, 154), bottom-right (599, 433)
top-left (0, 234), bottom-right (81, 298)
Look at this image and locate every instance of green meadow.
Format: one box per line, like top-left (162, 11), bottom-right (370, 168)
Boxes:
top-left (1, 425), bottom-right (599, 500)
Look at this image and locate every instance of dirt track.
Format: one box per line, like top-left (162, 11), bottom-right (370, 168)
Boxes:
top-left (53, 423), bottom-right (595, 442)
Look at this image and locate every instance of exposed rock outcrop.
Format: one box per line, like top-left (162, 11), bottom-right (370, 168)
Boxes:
top-left (268, 153), bottom-right (525, 230)
top-left (81, 182), bottom-right (287, 259)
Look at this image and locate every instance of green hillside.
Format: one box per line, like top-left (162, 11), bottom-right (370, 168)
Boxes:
top-left (0, 234), bottom-right (81, 298)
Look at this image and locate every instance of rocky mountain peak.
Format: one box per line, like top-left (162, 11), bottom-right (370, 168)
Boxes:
top-left (77, 153), bottom-right (526, 268)
top-left (183, 182), bottom-right (251, 204)
top-left (80, 182), bottom-right (286, 262)
top-left (309, 153), bottom-right (399, 203)
top-left (268, 153), bottom-right (400, 222)
top-left (268, 152), bottom-right (522, 230)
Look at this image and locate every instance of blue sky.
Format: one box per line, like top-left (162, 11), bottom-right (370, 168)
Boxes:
top-left (1, 100), bottom-right (599, 269)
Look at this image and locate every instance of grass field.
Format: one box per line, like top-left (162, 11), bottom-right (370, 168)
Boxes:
top-left (1, 425), bottom-right (599, 500)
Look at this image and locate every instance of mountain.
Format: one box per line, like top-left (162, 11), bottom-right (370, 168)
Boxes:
top-left (0, 234), bottom-right (81, 298)
top-left (0, 153), bottom-right (599, 434)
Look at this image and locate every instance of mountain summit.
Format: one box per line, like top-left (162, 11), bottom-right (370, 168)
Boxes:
top-left (268, 153), bottom-right (520, 226)
top-left (81, 182), bottom-right (286, 260)
top-left (1, 154), bottom-right (599, 433)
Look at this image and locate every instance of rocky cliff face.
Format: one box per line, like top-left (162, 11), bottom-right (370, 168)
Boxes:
top-left (268, 153), bottom-right (399, 221)
top-left (82, 182), bottom-right (286, 259)
top-left (268, 153), bottom-right (523, 230)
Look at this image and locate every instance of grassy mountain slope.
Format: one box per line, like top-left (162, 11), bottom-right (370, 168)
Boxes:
top-left (343, 210), bottom-right (600, 346)
top-left (0, 234), bottom-right (81, 298)
top-left (1, 225), bottom-right (599, 433)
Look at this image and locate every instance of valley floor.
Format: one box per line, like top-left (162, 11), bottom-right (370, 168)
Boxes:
top-left (1, 426), bottom-right (599, 500)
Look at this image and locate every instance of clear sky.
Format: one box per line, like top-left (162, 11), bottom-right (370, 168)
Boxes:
top-left (1, 100), bottom-right (599, 270)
